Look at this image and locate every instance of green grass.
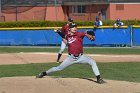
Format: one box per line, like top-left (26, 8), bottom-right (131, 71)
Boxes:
top-left (84, 47), bottom-right (140, 54)
top-left (0, 62), bottom-right (140, 83)
top-left (0, 47), bottom-right (140, 54)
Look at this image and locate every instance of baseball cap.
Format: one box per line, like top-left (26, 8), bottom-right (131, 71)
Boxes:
top-left (69, 23), bottom-right (77, 28)
top-left (68, 17), bottom-right (73, 22)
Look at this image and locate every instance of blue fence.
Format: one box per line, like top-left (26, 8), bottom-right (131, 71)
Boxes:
top-left (0, 26), bottom-right (139, 46)
top-left (132, 28), bottom-right (140, 46)
top-left (79, 28), bottom-right (130, 45)
top-left (0, 30), bottom-right (61, 45)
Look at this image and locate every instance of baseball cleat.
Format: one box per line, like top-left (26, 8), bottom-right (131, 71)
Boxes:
top-left (56, 61), bottom-right (60, 63)
top-left (96, 78), bottom-right (106, 84)
top-left (56, 61), bottom-right (62, 63)
top-left (36, 72), bottom-right (47, 78)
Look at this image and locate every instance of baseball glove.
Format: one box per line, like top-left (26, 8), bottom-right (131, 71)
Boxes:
top-left (86, 30), bottom-right (95, 36)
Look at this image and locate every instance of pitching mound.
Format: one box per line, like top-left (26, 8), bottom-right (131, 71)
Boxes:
top-left (0, 76), bottom-right (140, 93)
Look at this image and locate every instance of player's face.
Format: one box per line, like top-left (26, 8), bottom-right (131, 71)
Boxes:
top-left (68, 21), bottom-right (73, 25)
top-left (68, 22), bottom-right (73, 26)
top-left (70, 27), bottom-right (77, 33)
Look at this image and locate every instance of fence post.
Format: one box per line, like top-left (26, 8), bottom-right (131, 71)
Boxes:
top-left (130, 25), bottom-right (133, 47)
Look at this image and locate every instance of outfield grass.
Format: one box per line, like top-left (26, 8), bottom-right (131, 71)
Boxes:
top-left (0, 47), bottom-right (140, 54)
top-left (0, 62), bottom-right (140, 82)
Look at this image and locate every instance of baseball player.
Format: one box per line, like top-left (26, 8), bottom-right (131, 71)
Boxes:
top-left (36, 24), bottom-right (105, 84)
top-left (94, 16), bottom-right (103, 28)
top-left (56, 17), bottom-right (74, 63)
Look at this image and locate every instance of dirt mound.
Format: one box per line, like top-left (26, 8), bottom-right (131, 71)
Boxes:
top-left (0, 76), bottom-right (140, 93)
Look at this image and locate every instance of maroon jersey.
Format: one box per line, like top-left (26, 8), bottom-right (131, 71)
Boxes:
top-left (61, 24), bottom-right (70, 35)
top-left (66, 32), bottom-right (85, 54)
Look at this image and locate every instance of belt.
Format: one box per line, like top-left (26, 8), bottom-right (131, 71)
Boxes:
top-left (69, 53), bottom-right (83, 57)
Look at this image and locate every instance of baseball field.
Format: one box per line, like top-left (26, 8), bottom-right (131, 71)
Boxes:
top-left (0, 47), bottom-right (140, 93)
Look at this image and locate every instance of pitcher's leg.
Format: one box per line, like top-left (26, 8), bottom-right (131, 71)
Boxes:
top-left (88, 59), bottom-right (100, 76)
top-left (57, 41), bottom-right (66, 62)
top-left (59, 41), bottom-right (66, 54)
top-left (78, 55), bottom-right (100, 76)
top-left (36, 56), bottom-right (73, 78)
top-left (77, 55), bottom-right (105, 84)
top-left (47, 57), bottom-right (73, 74)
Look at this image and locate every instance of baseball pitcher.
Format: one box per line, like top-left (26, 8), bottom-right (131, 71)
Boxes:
top-left (36, 24), bottom-right (105, 84)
